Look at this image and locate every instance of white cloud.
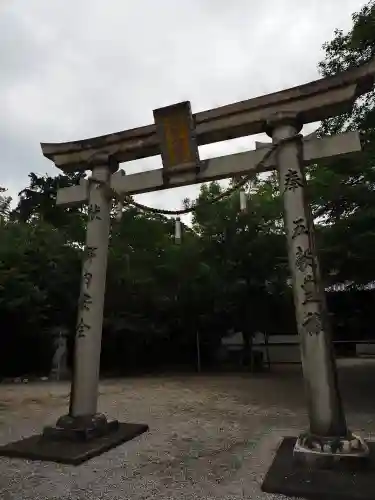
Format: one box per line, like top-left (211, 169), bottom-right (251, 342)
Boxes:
top-left (0, 0), bottom-right (367, 218)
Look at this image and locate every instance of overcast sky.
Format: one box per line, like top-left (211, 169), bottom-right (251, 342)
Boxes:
top-left (0, 0), bottom-right (367, 218)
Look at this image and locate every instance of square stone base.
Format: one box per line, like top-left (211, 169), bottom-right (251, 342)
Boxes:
top-left (261, 436), bottom-right (375, 500)
top-left (43, 418), bottom-right (119, 441)
top-left (0, 422), bottom-right (149, 465)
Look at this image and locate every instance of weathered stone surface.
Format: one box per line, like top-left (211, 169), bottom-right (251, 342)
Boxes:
top-left (0, 423), bottom-right (148, 465)
top-left (41, 57), bottom-right (375, 171)
top-left (262, 436), bottom-right (375, 500)
top-left (56, 132), bottom-right (361, 206)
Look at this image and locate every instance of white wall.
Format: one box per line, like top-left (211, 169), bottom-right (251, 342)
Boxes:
top-left (221, 331), bottom-right (301, 363)
top-left (356, 343), bottom-right (375, 356)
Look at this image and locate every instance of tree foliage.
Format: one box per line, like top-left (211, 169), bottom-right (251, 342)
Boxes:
top-left (310, 0), bottom-right (375, 288)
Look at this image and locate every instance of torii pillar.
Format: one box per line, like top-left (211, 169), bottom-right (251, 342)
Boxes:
top-left (266, 113), bottom-right (358, 449)
top-left (261, 112), bottom-right (375, 500)
top-left (23, 153), bottom-right (148, 464)
top-left (43, 153), bottom-right (147, 463)
top-left (46, 154), bottom-right (120, 432)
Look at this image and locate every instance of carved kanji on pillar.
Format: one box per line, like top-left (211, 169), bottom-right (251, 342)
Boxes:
top-left (267, 112), bottom-right (350, 450)
top-left (70, 153), bottom-right (117, 417)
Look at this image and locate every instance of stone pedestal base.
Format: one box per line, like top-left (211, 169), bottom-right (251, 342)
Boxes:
top-left (294, 431), bottom-right (369, 468)
top-left (43, 413), bottom-right (118, 441)
top-left (0, 413), bottom-right (149, 465)
top-left (262, 436), bottom-right (375, 500)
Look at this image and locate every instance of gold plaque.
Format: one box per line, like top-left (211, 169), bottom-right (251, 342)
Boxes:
top-left (153, 101), bottom-right (200, 179)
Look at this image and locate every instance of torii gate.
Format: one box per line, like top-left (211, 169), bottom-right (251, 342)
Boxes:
top-left (1, 58), bottom-right (374, 484)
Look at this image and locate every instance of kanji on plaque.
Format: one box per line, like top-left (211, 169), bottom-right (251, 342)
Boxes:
top-left (295, 246), bottom-right (314, 272)
top-left (292, 217), bottom-right (308, 239)
top-left (76, 318), bottom-right (90, 338)
top-left (302, 312), bottom-right (322, 336)
top-left (284, 169), bottom-right (303, 192)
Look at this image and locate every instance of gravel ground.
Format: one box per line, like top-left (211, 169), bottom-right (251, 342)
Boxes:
top-left (0, 358), bottom-right (374, 500)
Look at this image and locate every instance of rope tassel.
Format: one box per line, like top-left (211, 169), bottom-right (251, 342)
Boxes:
top-left (239, 190), bottom-right (247, 212)
top-left (115, 201), bottom-right (123, 221)
top-left (175, 217), bottom-right (182, 244)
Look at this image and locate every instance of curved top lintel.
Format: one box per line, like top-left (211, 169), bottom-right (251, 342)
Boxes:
top-left (41, 57), bottom-right (375, 171)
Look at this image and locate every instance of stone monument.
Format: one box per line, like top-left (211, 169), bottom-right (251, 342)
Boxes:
top-left (50, 328), bottom-right (69, 381)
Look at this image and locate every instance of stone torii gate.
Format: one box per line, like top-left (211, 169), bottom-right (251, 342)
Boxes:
top-left (0, 58), bottom-right (374, 486)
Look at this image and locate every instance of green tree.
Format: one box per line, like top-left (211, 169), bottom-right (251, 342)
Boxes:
top-left (185, 178), bottom-right (294, 367)
top-left (0, 218), bottom-right (81, 375)
top-left (310, 0), bottom-right (375, 288)
top-left (0, 187), bottom-right (12, 222)
top-left (13, 172), bottom-right (86, 244)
